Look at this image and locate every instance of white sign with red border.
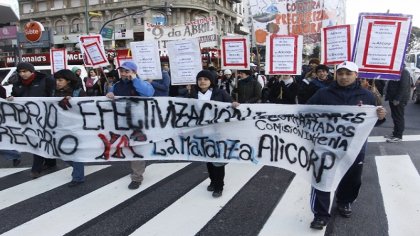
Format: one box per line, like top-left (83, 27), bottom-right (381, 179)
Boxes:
top-left (265, 35), bottom-right (302, 75)
top-left (352, 13), bottom-right (412, 80)
top-left (82, 41), bottom-right (109, 68)
top-left (221, 36), bottom-right (250, 70)
top-left (167, 38), bottom-right (202, 85)
top-left (79, 34), bottom-right (105, 67)
top-left (130, 41), bottom-right (162, 80)
top-left (321, 25), bottom-right (353, 65)
top-left (50, 48), bottom-right (67, 74)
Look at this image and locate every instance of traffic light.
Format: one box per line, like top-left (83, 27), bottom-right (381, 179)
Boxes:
top-left (164, 2), bottom-right (172, 16)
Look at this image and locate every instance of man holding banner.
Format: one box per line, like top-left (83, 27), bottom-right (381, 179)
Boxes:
top-left (307, 61), bottom-right (387, 230)
top-left (105, 61), bottom-right (154, 190)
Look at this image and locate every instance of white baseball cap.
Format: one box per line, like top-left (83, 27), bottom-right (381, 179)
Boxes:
top-left (224, 69), bottom-right (232, 75)
top-left (337, 61), bottom-right (358, 73)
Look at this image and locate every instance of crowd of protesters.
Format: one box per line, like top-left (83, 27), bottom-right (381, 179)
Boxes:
top-left (6, 56), bottom-right (415, 230)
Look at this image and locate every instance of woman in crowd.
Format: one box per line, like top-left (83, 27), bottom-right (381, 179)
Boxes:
top-left (84, 69), bottom-right (103, 96)
top-left (53, 69), bottom-right (86, 187)
top-left (188, 70), bottom-right (239, 198)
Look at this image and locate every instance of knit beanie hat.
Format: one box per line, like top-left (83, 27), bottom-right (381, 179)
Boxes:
top-left (17, 62), bottom-right (35, 72)
top-left (196, 70), bottom-right (216, 87)
top-left (71, 66), bottom-right (81, 74)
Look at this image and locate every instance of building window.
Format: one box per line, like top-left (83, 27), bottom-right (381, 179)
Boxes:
top-left (55, 20), bottom-right (65, 33)
top-left (38, 1), bottom-right (47, 11)
top-left (72, 19), bottom-right (82, 33)
top-left (53, 0), bottom-right (64, 9)
top-left (22, 3), bottom-right (32, 13)
top-left (134, 17), bottom-right (144, 26)
top-left (228, 21), bottom-right (232, 33)
top-left (89, 0), bottom-right (100, 5)
top-left (90, 16), bottom-right (102, 31)
top-left (221, 19), bottom-right (225, 33)
top-left (71, 0), bottom-right (81, 7)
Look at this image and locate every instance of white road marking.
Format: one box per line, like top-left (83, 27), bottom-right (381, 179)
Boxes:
top-left (1, 163), bottom-right (189, 236)
top-left (130, 164), bottom-right (262, 236)
top-left (259, 176), bottom-right (325, 236)
top-left (375, 155), bottom-right (420, 236)
top-left (0, 165), bottom-right (109, 210)
top-left (0, 168), bottom-right (29, 178)
top-left (368, 135), bottom-right (420, 143)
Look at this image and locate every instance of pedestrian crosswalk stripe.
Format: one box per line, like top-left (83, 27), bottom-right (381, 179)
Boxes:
top-left (1, 163), bottom-right (189, 236)
top-left (375, 155), bottom-right (420, 236)
top-left (368, 135), bottom-right (420, 142)
top-left (130, 164), bottom-right (262, 236)
top-left (0, 165), bottom-right (109, 211)
top-left (259, 175), bottom-right (325, 236)
top-left (0, 168), bottom-right (29, 178)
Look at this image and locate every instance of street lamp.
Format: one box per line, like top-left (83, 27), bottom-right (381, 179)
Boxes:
top-left (99, 2), bottom-right (173, 34)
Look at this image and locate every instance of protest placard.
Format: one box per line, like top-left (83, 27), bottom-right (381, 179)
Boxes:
top-left (221, 36), bottom-right (250, 70)
top-left (0, 96), bottom-right (378, 192)
top-left (353, 13), bottom-right (412, 80)
top-left (265, 34), bottom-right (302, 75)
top-left (321, 25), bottom-right (353, 65)
top-left (79, 34), bottom-right (105, 67)
top-left (82, 41), bottom-right (109, 68)
top-left (50, 48), bottom-right (67, 74)
top-left (130, 41), bottom-right (162, 80)
top-left (167, 38), bottom-right (202, 85)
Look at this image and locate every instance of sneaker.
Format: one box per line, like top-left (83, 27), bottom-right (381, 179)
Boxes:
top-left (68, 181), bottom-right (84, 187)
top-left (128, 181), bottom-right (141, 190)
top-left (12, 159), bottom-right (21, 167)
top-left (30, 171), bottom-right (41, 179)
top-left (310, 217), bottom-right (328, 230)
top-left (212, 190), bottom-right (223, 198)
top-left (383, 134), bottom-right (394, 139)
top-left (207, 185), bottom-right (215, 192)
top-left (386, 137), bottom-right (402, 143)
top-left (337, 203), bottom-right (352, 218)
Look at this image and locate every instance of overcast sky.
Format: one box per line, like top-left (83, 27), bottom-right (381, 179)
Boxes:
top-left (346, 0), bottom-right (418, 27)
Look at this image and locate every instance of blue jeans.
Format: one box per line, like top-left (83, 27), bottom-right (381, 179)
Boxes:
top-left (0, 150), bottom-right (20, 160)
top-left (66, 161), bottom-right (85, 182)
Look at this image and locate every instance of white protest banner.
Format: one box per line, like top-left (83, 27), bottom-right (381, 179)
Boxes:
top-left (265, 34), bottom-right (302, 75)
top-left (82, 41), bottom-right (109, 68)
top-left (79, 34), bottom-right (106, 67)
top-left (321, 25), bottom-right (353, 65)
top-left (249, 0), bottom-right (345, 49)
top-left (50, 48), bottom-right (67, 74)
top-left (130, 41), bottom-right (162, 80)
top-left (144, 17), bottom-right (218, 51)
top-left (0, 97), bottom-right (378, 192)
top-left (353, 13), bottom-right (412, 80)
top-left (167, 38), bottom-right (202, 85)
top-left (221, 36), bottom-right (250, 70)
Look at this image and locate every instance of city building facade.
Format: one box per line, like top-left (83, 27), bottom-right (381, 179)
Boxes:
top-left (0, 0), bottom-right (249, 67)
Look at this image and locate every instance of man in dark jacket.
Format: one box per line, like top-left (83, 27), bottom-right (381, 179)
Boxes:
top-left (298, 64), bottom-right (333, 104)
top-left (231, 69), bottom-right (261, 103)
top-left (385, 65), bottom-right (411, 142)
top-left (149, 70), bottom-right (170, 96)
top-left (9, 62), bottom-right (56, 178)
top-left (306, 61), bottom-right (386, 230)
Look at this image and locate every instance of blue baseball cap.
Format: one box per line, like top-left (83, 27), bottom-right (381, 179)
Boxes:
top-left (118, 61), bottom-right (138, 72)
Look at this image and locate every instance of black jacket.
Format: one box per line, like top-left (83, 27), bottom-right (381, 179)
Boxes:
top-left (192, 88), bottom-right (232, 103)
top-left (267, 78), bottom-right (298, 104)
top-left (385, 67), bottom-right (411, 103)
top-left (12, 71), bottom-right (55, 97)
top-left (0, 85), bottom-right (5, 99)
top-left (231, 76), bottom-right (261, 103)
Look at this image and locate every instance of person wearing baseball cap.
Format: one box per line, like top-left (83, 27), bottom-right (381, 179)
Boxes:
top-left (106, 61), bottom-right (154, 190)
top-left (306, 60), bottom-right (387, 230)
